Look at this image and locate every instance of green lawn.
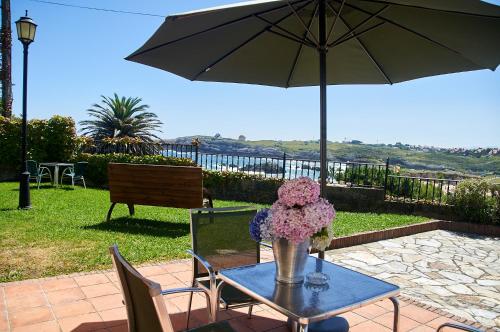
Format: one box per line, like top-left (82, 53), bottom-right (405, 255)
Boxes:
top-left (0, 182), bottom-right (428, 282)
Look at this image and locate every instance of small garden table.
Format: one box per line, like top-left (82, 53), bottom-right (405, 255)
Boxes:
top-left (39, 162), bottom-right (74, 186)
top-left (218, 256), bottom-right (400, 332)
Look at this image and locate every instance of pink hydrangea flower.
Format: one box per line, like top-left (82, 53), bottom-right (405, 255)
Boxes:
top-left (271, 198), bottom-right (335, 244)
top-left (277, 177), bottom-right (320, 207)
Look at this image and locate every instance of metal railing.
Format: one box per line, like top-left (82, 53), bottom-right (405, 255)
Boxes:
top-left (82, 140), bottom-right (462, 205)
top-left (385, 175), bottom-right (460, 205)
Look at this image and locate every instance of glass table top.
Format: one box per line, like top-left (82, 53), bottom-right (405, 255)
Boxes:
top-left (219, 256), bottom-right (399, 321)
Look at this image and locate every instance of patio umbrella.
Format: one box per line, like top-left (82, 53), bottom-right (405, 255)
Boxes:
top-left (126, 0), bottom-right (500, 196)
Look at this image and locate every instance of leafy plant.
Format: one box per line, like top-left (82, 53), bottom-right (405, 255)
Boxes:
top-left (73, 153), bottom-right (196, 187)
top-left (449, 179), bottom-right (498, 224)
top-left (80, 94), bottom-right (162, 142)
top-left (0, 115), bottom-right (77, 167)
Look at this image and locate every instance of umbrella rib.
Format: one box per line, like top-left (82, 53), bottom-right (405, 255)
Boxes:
top-left (327, 2), bottom-right (392, 84)
top-left (191, 0), bottom-right (314, 81)
top-left (328, 5), bottom-right (389, 47)
top-left (326, 0), bottom-right (346, 44)
top-left (356, 0), bottom-right (500, 19)
top-left (126, 0), bottom-right (310, 59)
top-left (330, 21), bottom-right (385, 48)
top-left (337, 1), bottom-right (490, 70)
top-left (266, 29), bottom-right (317, 48)
top-left (287, 1), bottom-right (319, 46)
top-left (286, 2), bottom-right (319, 88)
top-left (254, 14), bottom-right (316, 47)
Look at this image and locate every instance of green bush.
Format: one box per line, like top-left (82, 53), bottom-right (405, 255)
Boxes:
top-left (74, 153), bottom-right (196, 186)
top-left (203, 170), bottom-right (283, 204)
top-left (0, 115), bottom-right (77, 168)
top-left (450, 179), bottom-right (499, 224)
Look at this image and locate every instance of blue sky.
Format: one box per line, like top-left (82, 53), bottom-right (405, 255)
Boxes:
top-left (11, 0), bottom-right (500, 148)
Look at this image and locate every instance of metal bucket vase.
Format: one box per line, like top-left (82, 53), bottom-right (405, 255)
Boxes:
top-left (272, 238), bottom-right (311, 284)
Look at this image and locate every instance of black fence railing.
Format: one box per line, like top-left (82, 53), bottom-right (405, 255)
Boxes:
top-left (385, 175), bottom-right (460, 205)
top-left (83, 141), bottom-right (462, 205)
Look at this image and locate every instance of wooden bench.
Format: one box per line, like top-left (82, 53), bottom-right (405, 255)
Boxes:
top-left (106, 163), bottom-right (212, 221)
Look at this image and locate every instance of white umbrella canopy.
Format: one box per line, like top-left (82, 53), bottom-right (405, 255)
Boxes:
top-left (127, 0), bottom-right (500, 195)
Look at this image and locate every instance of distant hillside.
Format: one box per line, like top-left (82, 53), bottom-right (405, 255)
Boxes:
top-left (169, 136), bottom-right (500, 177)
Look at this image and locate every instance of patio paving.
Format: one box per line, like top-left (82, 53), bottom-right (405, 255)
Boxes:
top-left (325, 230), bottom-right (500, 331)
top-left (0, 247), bottom-right (471, 332)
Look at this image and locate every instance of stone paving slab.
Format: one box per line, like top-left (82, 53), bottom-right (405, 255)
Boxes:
top-left (0, 248), bottom-right (471, 332)
top-left (325, 230), bottom-right (500, 330)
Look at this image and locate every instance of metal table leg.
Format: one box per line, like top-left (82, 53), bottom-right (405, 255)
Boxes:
top-left (211, 280), bottom-right (225, 323)
top-left (54, 165), bottom-right (59, 186)
top-left (299, 323), bottom-right (309, 332)
top-left (390, 297), bottom-right (400, 332)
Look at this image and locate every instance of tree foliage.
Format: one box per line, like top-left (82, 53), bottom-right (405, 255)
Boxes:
top-left (80, 94), bottom-right (162, 142)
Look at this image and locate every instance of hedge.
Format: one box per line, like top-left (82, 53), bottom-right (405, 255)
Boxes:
top-left (449, 179), bottom-right (499, 224)
top-left (203, 170), bottom-right (284, 204)
top-left (73, 153), bottom-right (196, 187)
top-left (0, 115), bottom-right (77, 168)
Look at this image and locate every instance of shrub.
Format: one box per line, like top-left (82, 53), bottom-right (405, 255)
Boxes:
top-left (450, 179), bottom-right (499, 224)
top-left (0, 115), bottom-right (77, 168)
top-left (203, 170), bottom-right (284, 204)
top-left (73, 153), bottom-right (196, 187)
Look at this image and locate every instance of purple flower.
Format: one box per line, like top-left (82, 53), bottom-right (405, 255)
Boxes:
top-left (277, 177), bottom-right (320, 207)
top-left (249, 208), bottom-right (271, 242)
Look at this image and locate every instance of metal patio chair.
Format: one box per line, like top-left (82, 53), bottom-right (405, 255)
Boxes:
top-left (437, 322), bottom-right (482, 332)
top-left (109, 245), bottom-right (236, 332)
top-left (27, 160), bottom-right (52, 189)
top-left (61, 162), bottom-right (87, 188)
top-left (187, 206), bottom-right (264, 328)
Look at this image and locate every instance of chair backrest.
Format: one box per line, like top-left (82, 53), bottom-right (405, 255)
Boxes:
top-left (190, 207), bottom-right (259, 278)
top-left (109, 245), bottom-right (173, 332)
top-left (26, 160), bottom-right (38, 175)
top-left (75, 162), bottom-right (88, 177)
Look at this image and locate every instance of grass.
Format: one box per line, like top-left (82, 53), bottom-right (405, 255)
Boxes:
top-left (0, 182), bottom-right (428, 282)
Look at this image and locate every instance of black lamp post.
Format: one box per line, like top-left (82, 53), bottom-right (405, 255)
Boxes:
top-left (15, 11), bottom-right (37, 209)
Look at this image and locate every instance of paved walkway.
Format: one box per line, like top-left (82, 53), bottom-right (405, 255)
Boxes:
top-left (0, 249), bottom-right (467, 332)
top-left (326, 230), bottom-right (500, 330)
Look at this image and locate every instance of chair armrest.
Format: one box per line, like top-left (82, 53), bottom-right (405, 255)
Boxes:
top-left (186, 249), bottom-right (217, 287)
top-left (436, 322), bottom-right (482, 332)
top-left (161, 287), bottom-right (209, 297)
top-left (259, 242), bottom-right (272, 249)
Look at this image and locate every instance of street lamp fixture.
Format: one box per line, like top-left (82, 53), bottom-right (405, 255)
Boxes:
top-left (15, 11), bottom-right (37, 209)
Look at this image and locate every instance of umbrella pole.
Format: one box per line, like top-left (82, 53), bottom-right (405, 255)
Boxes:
top-left (318, 0), bottom-right (327, 260)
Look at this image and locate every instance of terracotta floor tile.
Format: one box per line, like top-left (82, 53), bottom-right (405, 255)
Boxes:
top-left (7, 291), bottom-right (47, 312)
top-left (46, 287), bottom-right (85, 305)
top-left (99, 307), bottom-right (127, 327)
top-left (373, 311), bottom-right (421, 332)
top-left (425, 316), bottom-right (461, 330)
top-left (401, 304), bottom-right (440, 324)
top-left (162, 262), bottom-right (191, 273)
top-left (10, 320), bottom-right (60, 332)
top-left (227, 317), bottom-right (256, 332)
top-left (376, 298), bottom-right (400, 311)
top-left (0, 311), bottom-right (8, 331)
top-left (52, 300), bottom-right (95, 319)
top-left (74, 274), bottom-right (110, 287)
top-left (353, 303), bottom-right (388, 319)
top-left (40, 278), bottom-right (78, 292)
top-left (5, 283), bottom-right (41, 298)
top-left (409, 325), bottom-right (436, 332)
top-left (137, 265), bottom-right (166, 277)
top-left (58, 312), bottom-right (104, 332)
top-left (148, 273), bottom-right (180, 286)
top-left (9, 306), bottom-right (53, 328)
top-left (171, 271), bottom-right (193, 284)
top-left (245, 310), bottom-right (285, 332)
top-left (339, 311), bottom-right (368, 327)
top-left (105, 272), bottom-right (118, 283)
top-left (80, 283), bottom-right (119, 299)
top-left (349, 320), bottom-right (392, 332)
top-left (88, 294), bottom-right (124, 312)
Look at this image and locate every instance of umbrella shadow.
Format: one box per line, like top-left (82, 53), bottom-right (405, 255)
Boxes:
top-left (83, 217), bottom-right (190, 238)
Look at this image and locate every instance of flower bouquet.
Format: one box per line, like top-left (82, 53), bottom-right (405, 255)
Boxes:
top-left (249, 177), bottom-right (336, 283)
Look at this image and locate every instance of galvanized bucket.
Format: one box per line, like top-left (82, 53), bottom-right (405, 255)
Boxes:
top-left (272, 238), bottom-right (311, 284)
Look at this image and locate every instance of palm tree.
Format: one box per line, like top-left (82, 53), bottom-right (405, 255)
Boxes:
top-left (80, 94), bottom-right (162, 142)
